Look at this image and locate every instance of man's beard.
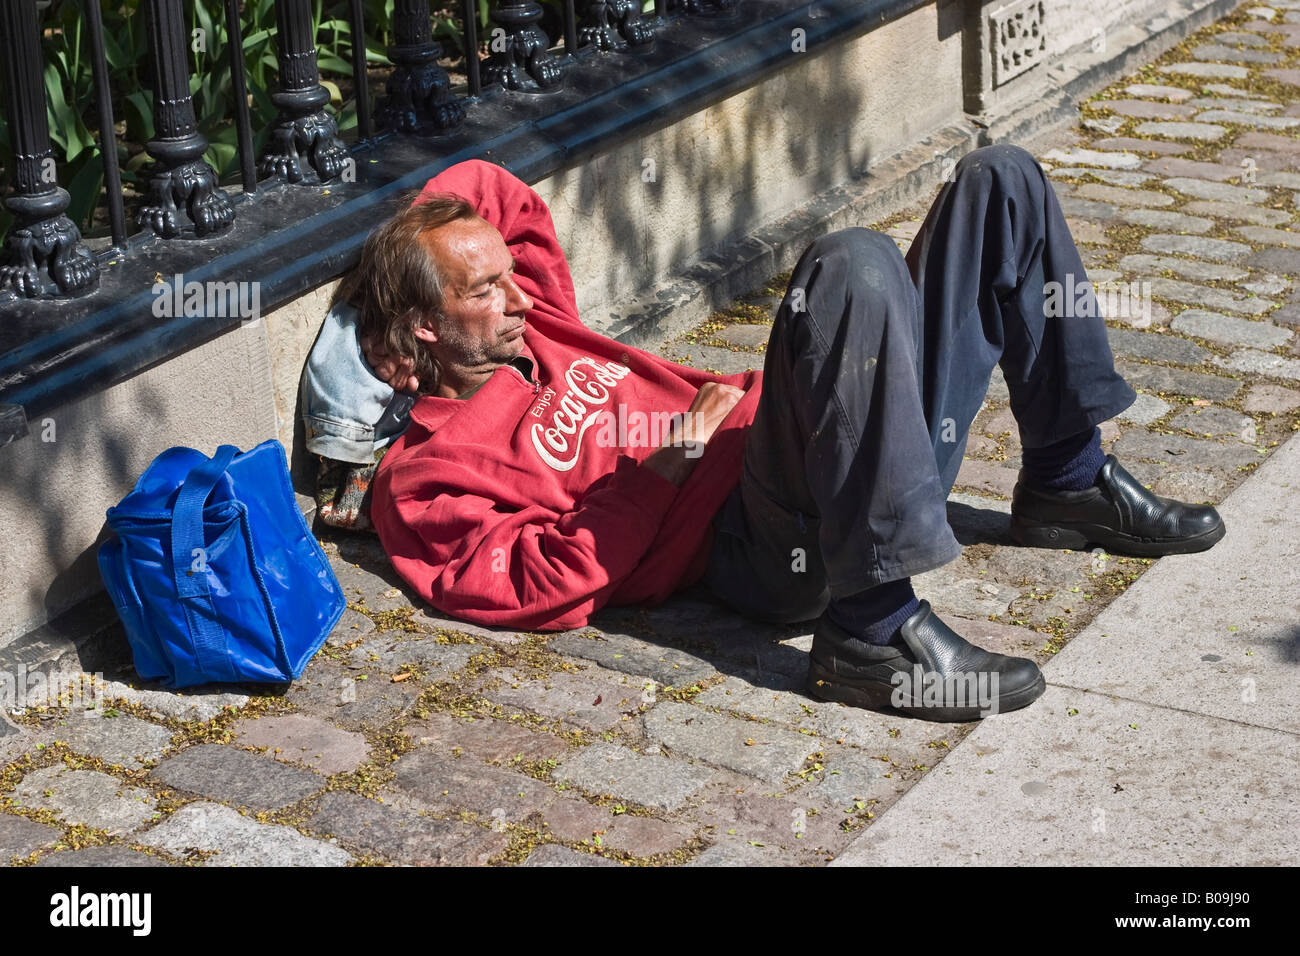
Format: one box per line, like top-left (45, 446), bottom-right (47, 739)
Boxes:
top-left (436, 319), bottom-right (523, 368)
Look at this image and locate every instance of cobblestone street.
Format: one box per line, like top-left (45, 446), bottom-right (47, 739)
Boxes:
top-left (4, 3), bottom-right (1300, 867)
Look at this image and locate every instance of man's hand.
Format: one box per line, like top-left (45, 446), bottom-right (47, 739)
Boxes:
top-left (361, 334), bottom-right (420, 393)
top-left (644, 382), bottom-right (746, 486)
top-left (678, 382), bottom-right (746, 447)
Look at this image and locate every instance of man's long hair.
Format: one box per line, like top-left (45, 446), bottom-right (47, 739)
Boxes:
top-left (333, 190), bottom-right (480, 396)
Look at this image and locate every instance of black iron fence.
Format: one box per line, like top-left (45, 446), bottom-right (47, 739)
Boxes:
top-left (0, 0), bottom-right (919, 447)
top-left (0, 0), bottom-right (732, 301)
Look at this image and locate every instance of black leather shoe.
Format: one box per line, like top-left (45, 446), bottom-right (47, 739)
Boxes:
top-left (806, 600), bottom-right (1046, 722)
top-left (1009, 454), bottom-right (1225, 557)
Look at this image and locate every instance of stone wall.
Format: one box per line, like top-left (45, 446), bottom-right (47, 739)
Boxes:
top-left (1042, 0), bottom-right (1167, 58)
top-left (543, 0), bottom-right (966, 316)
top-left (965, 0), bottom-right (1217, 115)
top-left (0, 321), bottom-right (278, 643)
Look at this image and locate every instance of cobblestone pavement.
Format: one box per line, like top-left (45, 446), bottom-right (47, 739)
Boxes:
top-left (5, 5), bottom-right (1300, 866)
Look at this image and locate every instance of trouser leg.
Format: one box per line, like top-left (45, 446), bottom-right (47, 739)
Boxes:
top-left (904, 143), bottom-right (1136, 494)
top-left (704, 227), bottom-right (960, 623)
top-left (704, 144), bottom-right (1137, 625)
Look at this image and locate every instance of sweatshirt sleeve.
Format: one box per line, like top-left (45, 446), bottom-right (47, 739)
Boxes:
top-left (374, 451), bottom-right (680, 632)
top-left (413, 159), bottom-right (581, 327)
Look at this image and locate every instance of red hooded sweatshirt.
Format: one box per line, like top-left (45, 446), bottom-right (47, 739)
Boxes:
top-left (370, 160), bottom-right (764, 632)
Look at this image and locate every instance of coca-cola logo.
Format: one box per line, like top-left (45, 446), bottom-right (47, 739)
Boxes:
top-left (529, 357), bottom-right (632, 471)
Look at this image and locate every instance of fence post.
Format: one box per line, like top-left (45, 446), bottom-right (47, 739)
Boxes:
top-left (580, 0), bottom-right (655, 51)
top-left (261, 0), bottom-right (350, 183)
top-left (485, 1), bottom-right (565, 92)
top-left (138, 0), bottom-right (235, 238)
top-left (683, 0), bottom-right (739, 17)
top-left (379, 0), bottom-right (466, 132)
top-left (0, 0), bottom-right (98, 298)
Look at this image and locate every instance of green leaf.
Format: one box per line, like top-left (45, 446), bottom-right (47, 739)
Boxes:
top-left (63, 151), bottom-right (105, 232)
top-left (193, 2), bottom-right (217, 63)
top-left (123, 150), bottom-right (152, 174)
top-left (259, 52), bottom-right (279, 78)
top-left (242, 29), bottom-right (272, 50)
top-left (249, 82), bottom-right (276, 123)
top-left (125, 90), bottom-right (156, 144)
top-left (102, 23), bottom-right (130, 71)
top-left (43, 61), bottom-right (93, 161)
top-left (204, 142), bottom-right (238, 178)
top-left (317, 53), bottom-right (353, 76)
top-left (207, 123), bottom-right (240, 147)
top-left (320, 79), bottom-right (343, 108)
top-left (335, 104), bottom-right (358, 134)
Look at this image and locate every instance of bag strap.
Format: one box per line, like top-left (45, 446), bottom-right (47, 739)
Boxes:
top-left (170, 444), bottom-right (240, 682)
top-left (235, 506), bottom-right (296, 680)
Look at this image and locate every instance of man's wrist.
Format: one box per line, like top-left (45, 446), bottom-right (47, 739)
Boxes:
top-left (643, 444), bottom-right (699, 487)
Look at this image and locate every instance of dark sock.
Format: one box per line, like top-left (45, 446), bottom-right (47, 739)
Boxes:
top-left (1021, 426), bottom-right (1105, 491)
top-left (828, 578), bottom-right (919, 646)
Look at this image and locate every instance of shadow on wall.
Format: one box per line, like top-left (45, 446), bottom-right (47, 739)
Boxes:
top-left (535, 0), bottom-right (963, 322)
top-left (289, 390), bottom-right (313, 500)
top-left (4, 379), bottom-right (170, 644)
top-left (546, 37), bottom-right (878, 316)
top-left (7, 313), bottom-right (282, 646)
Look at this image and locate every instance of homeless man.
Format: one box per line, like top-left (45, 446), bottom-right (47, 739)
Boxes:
top-left (300, 147), bottom-right (1225, 723)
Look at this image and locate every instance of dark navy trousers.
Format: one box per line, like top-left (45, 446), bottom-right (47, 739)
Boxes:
top-left (703, 144), bottom-right (1137, 623)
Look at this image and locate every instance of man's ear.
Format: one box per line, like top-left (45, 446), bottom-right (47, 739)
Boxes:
top-left (411, 312), bottom-right (438, 344)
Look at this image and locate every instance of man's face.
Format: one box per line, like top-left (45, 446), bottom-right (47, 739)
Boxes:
top-left (417, 216), bottom-right (533, 368)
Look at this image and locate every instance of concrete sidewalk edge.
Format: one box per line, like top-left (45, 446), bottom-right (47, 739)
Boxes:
top-left (830, 430), bottom-right (1300, 867)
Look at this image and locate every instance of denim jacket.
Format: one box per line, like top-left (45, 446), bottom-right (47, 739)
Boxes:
top-left (299, 301), bottom-right (413, 464)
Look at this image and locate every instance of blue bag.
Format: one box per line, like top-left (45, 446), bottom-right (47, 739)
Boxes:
top-left (97, 440), bottom-right (345, 688)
